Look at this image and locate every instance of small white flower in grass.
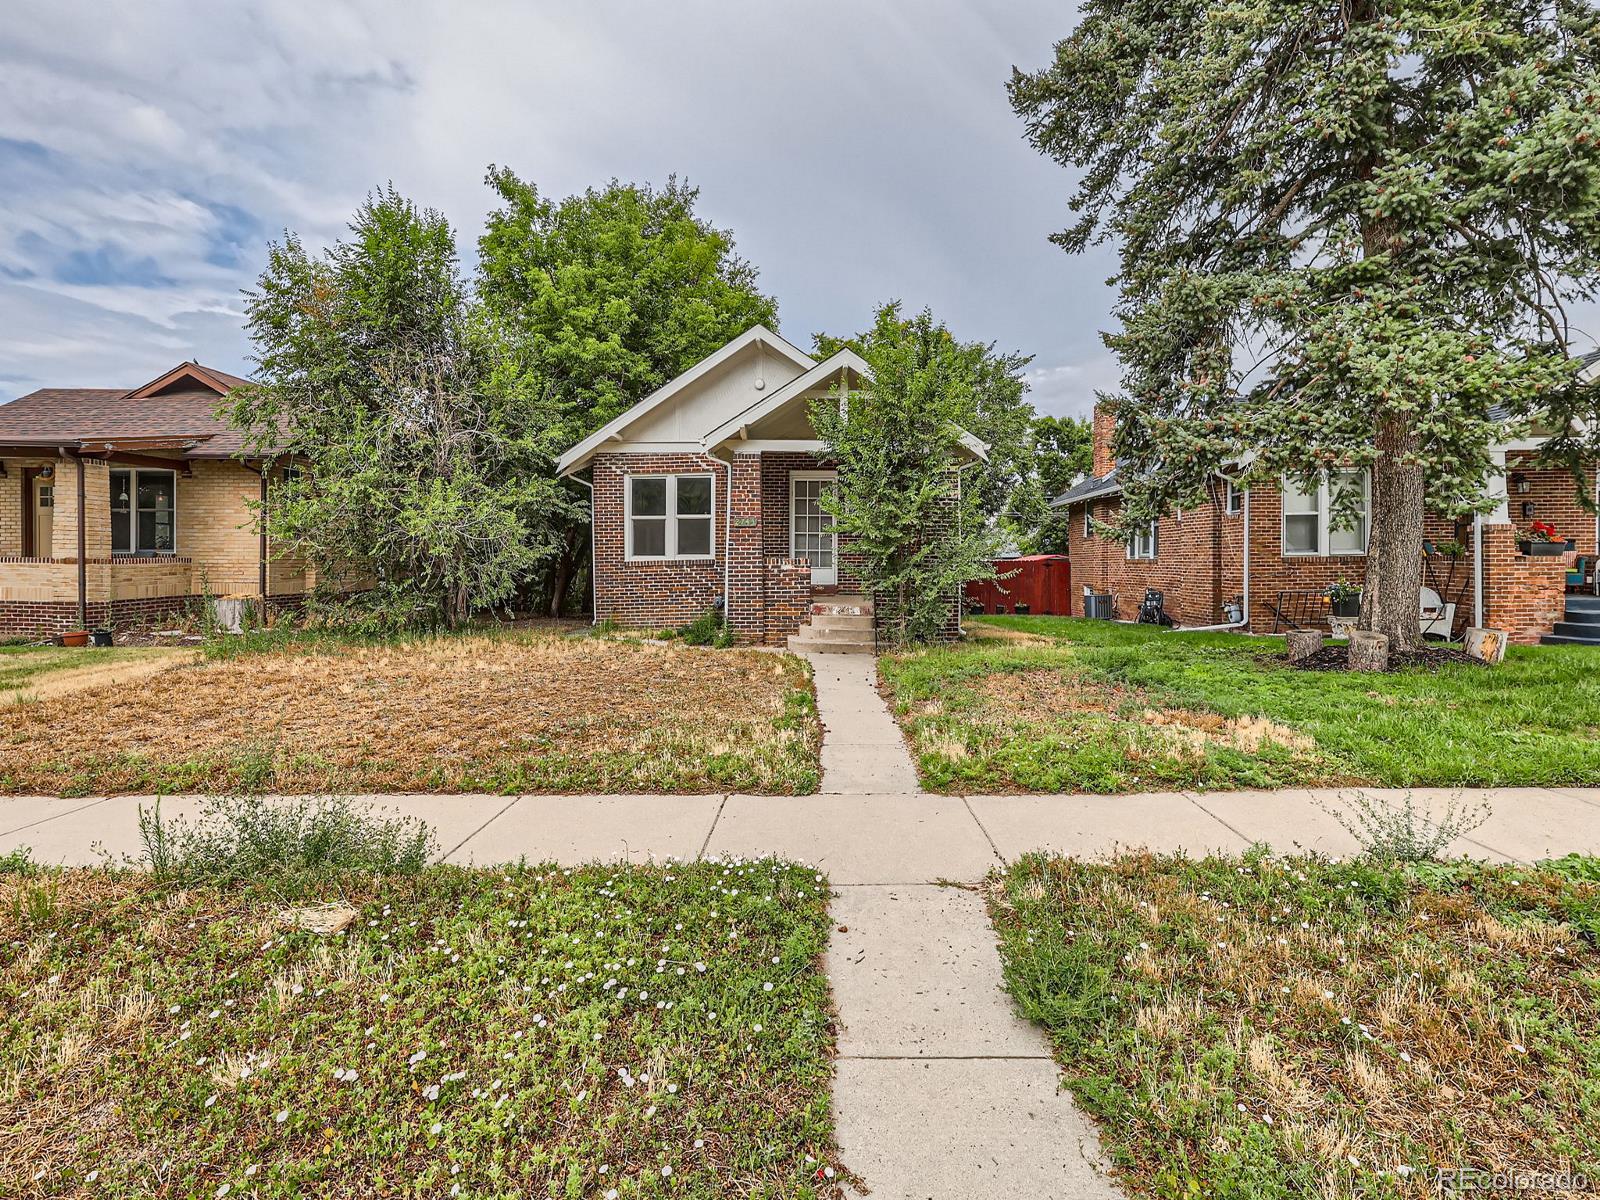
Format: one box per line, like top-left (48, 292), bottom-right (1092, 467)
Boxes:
top-left (1399, 1051), bottom-right (1412, 1063)
top-left (244, 1166), bottom-right (257, 1177)
top-left (825, 1167), bottom-right (836, 1179)
top-left (605, 1191), bottom-right (619, 1200)
top-left (430, 1123), bottom-right (442, 1135)
top-left (694, 1139), bottom-right (704, 1149)
top-left (215, 1184), bottom-right (231, 1198)
top-left (205, 1094), bottom-right (218, 1108)
top-left (86, 1170), bottom-right (99, 1182)
top-left (599, 1165), bottom-right (608, 1175)
top-left (275, 1110), bottom-right (288, 1123)
top-left (753, 1023), bottom-right (763, 1033)
top-left (662, 1166), bottom-right (672, 1177)
top-left (1512, 1043), bottom-right (1528, 1054)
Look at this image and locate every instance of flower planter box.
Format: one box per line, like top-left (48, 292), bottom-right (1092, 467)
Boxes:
top-left (1330, 597), bottom-right (1361, 618)
top-left (1518, 539), bottom-right (1572, 557)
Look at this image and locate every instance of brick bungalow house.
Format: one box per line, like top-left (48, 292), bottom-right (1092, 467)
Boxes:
top-left (0, 361), bottom-right (312, 636)
top-left (1053, 354), bottom-right (1600, 647)
top-left (556, 325), bottom-right (987, 648)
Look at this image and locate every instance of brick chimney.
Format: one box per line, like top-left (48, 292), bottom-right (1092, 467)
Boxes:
top-left (1091, 402), bottom-right (1116, 478)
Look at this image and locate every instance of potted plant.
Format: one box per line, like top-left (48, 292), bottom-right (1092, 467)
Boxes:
top-left (1326, 578), bottom-right (1362, 618)
top-left (1518, 521), bottom-right (1573, 556)
top-left (60, 630), bottom-right (89, 647)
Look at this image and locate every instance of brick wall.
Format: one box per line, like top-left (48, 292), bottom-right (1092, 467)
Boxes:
top-left (592, 451), bottom-right (730, 632)
top-left (1091, 403), bottom-right (1116, 479)
top-left (1505, 453), bottom-right (1598, 553)
top-left (765, 557), bottom-right (812, 643)
top-left (1481, 523), bottom-right (1567, 645)
top-left (1064, 480), bottom-right (1480, 633)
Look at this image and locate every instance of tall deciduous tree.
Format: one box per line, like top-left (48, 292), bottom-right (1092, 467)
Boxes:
top-left (477, 170), bottom-right (779, 615)
top-left (231, 188), bottom-right (563, 627)
top-left (811, 305), bottom-right (1001, 646)
top-left (815, 305), bottom-right (1038, 544)
top-left (1013, 0), bottom-right (1600, 649)
top-left (1019, 414), bottom-right (1094, 553)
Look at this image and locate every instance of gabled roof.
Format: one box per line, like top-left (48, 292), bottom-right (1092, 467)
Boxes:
top-left (0, 361), bottom-right (256, 459)
top-left (701, 347), bottom-right (874, 448)
top-left (556, 326), bottom-right (816, 476)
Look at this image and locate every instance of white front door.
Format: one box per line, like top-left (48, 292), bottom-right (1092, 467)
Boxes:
top-left (790, 471), bottom-right (838, 586)
top-left (32, 479), bottom-right (53, 556)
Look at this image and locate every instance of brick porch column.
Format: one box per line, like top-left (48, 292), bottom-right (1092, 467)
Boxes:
top-left (727, 452), bottom-right (765, 644)
top-left (1482, 523), bottom-right (1566, 644)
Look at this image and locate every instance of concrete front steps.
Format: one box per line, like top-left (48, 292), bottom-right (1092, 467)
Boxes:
top-left (788, 594), bottom-right (875, 654)
top-left (1542, 593), bottom-right (1600, 646)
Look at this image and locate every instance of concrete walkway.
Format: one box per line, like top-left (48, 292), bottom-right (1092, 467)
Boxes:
top-left (6, 650), bottom-right (1600, 1198)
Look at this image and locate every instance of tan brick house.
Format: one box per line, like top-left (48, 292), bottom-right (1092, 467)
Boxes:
top-left (0, 361), bottom-right (311, 636)
top-left (1052, 357), bottom-right (1600, 647)
top-left (557, 325), bottom-right (986, 647)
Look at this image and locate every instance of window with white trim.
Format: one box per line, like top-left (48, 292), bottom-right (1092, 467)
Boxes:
top-left (626, 474), bottom-right (714, 560)
top-left (1282, 469), bottom-right (1369, 556)
top-left (110, 468), bottom-right (178, 555)
top-left (1127, 521), bottom-right (1157, 560)
top-left (1224, 480), bottom-right (1243, 515)
top-left (1082, 504), bottom-right (1094, 539)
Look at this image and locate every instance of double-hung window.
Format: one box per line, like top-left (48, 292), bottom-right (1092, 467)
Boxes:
top-left (1282, 469), bottom-right (1369, 556)
top-left (1127, 521), bottom-right (1157, 560)
top-left (1224, 480), bottom-right (1243, 515)
top-left (627, 474), bottom-right (714, 560)
top-left (110, 468), bottom-right (178, 555)
top-left (1082, 504), bottom-right (1094, 539)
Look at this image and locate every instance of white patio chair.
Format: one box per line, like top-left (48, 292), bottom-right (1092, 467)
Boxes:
top-left (1420, 586), bottom-right (1456, 640)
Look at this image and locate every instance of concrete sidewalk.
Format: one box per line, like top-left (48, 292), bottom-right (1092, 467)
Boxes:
top-left (6, 647), bottom-right (1600, 1200)
top-left (9, 785), bottom-right (1597, 876)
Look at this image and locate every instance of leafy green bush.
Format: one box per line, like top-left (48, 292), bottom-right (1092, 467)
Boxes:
top-left (678, 607), bottom-right (728, 647)
top-left (139, 795), bottom-right (437, 885)
top-left (0, 845), bottom-right (36, 875)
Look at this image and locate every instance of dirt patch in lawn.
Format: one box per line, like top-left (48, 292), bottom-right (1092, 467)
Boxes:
top-left (0, 635), bottom-right (820, 795)
top-left (1142, 708), bottom-right (1315, 754)
top-left (973, 668), bottom-right (1131, 717)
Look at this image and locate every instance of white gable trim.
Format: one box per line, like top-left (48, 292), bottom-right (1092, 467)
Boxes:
top-left (701, 348), bottom-right (874, 450)
top-left (555, 325), bottom-right (814, 476)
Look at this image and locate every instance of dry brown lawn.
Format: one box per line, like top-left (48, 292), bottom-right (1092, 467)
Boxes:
top-left (0, 633), bottom-right (820, 796)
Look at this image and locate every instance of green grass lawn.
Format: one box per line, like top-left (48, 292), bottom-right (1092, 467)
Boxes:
top-left (1, 858), bottom-right (842, 1197)
top-left (879, 616), bottom-right (1600, 792)
top-left (989, 850), bottom-right (1600, 1197)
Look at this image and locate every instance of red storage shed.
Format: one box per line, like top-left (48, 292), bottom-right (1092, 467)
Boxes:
top-left (965, 555), bottom-right (1072, 616)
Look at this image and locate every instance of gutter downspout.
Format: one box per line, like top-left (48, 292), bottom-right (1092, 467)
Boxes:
top-left (571, 475), bottom-right (596, 626)
top-left (1473, 512), bottom-right (1484, 628)
top-left (72, 449), bottom-right (86, 630)
top-left (1176, 485), bottom-right (1251, 632)
top-left (258, 463), bottom-right (269, 613)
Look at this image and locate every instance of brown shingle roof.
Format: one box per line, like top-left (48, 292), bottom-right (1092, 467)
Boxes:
top-left (0, 364), bottom-right (260, 459)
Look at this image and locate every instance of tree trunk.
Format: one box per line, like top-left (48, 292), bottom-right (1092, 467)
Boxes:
top-left (448, 583), bottom-right (470, 628)
top-left (548, 528), bottom-right (583, 618)
top-left (1360, 413), bottom-right (1425, 652)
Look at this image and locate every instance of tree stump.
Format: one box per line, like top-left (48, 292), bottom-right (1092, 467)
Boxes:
top-left (1463, 627), bottom-right (1508, 664)
top-left (1286, 630), bottom-right (1324, 663)
top-left (1348, 630), bottom-right (1390, 672)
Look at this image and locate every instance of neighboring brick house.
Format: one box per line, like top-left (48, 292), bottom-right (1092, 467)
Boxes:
top-left (0, 361), bottom-right (314, 636)
top-left (557, 325), bottom-right (986, 647)
top-left (1054, 362), bottom-right (1600, 647)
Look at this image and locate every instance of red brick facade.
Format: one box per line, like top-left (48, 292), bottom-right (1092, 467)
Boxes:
top-left (1063, 416), bottom-right (1593, 643)
top-left (590, 448), bottom-right (961, 646)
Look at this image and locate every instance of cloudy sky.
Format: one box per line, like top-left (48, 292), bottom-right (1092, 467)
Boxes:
top-left (0, 2), bottom-right (1122, 416)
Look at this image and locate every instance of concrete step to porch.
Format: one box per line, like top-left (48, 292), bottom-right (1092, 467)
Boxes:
top-left (1541, 632), bottom-right (1600, 646)
top-left (807, 612), bottom-right (874, 633)
top-left (1559, 605), bottom-right (1600, 625)
top-left (1553, 620), bottom-right (1600, 639)
top-left (811, 594), bottom-right (873, 617)
top-left (1566, 594), bottom-right (1600, 615)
